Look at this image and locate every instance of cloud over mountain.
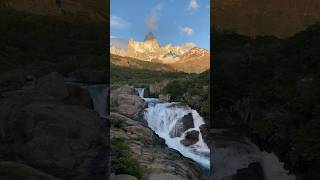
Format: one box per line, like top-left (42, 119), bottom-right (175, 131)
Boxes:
top-left (180, 27), bottom-right (194, 35)
top-left (111, 16), bottom-right (130, 29)
top-left (146, 3), bottom-right (163, 32)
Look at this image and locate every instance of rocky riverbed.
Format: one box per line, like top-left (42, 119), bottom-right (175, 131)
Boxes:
top-left (110, 85), bottom-right (204, 180)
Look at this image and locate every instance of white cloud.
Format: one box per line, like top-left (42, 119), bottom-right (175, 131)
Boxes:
top-left (110, 35), bottom-right (117, 38)
top-left (188, 0), bottom-right (198, 11)
top-left (146, 3), bottom-right (163, 32)
top-left (180, 27), bottom-right (194, 35)
top-left (110, 16), bottom-right (130, 29)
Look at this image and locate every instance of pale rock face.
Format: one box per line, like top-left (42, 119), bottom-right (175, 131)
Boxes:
top-left (126, 36), bottom-right (192, 63)
top-left (180, 47), bottom-right (209, 60)
top-left (110, 46), bottom-right (127, 57)
top-left (111, 32), bottom-right (209, 66)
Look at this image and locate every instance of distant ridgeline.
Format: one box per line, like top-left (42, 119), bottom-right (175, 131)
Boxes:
top-left (110, 32), bottom-right (210, 74)
top-left (214, 0), bottom-right (320, 38)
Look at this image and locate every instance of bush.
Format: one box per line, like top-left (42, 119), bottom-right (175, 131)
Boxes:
top-left (111, 138), bottom-right (144, 179)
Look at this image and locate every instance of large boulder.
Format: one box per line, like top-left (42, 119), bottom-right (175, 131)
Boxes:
top-left (0, 70), bottom-right (27, 93)
top-left (0, 90), bottom-right (108, 180)
top-left (115, 174), bottom-right (138, 180)
top-left (35, 72), bottom-right (68, 99)
top-left (64, 84), bottom-right (93, 108)
top-left (232, 162), bottom-right (265, 180)
top-left (0, 161), bottom-right (60, 180)
top-left (110, 85), bottom-right (147, 120)
top-left (148, 173), bottom-right (185, 180)
top-left (199, 124), bottom-right (209, 145)
top-left (169, 113), bottom-right (194, 138)
top-left (180, 130), bottom-right (199, 146)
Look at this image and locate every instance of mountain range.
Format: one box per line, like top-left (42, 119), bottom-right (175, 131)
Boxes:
top-left (110, 32), bottom-right (210, 73)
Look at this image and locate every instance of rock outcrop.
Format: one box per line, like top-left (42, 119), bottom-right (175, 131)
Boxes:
top-left (169, 113), bottom-right (195, 138)
top-left (64, 84), bottom-right (93, 108)
top-left (180, 130), bottom-right (200, 146)
top-left (110, 85), bottom-right (147, 120)
top-left (0, 72), bottom-right (108, 180)
top-left (0, 161), bottom-right (61, 180)
top-left (35, 72), bottom-right (68, 98)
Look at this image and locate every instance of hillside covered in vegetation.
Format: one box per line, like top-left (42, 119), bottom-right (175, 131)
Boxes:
top-left (213, 24), bottom-right (320, 179)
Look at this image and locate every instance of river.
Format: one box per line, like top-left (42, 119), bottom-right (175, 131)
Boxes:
top-left (135, 88), bottom-right (210, 171)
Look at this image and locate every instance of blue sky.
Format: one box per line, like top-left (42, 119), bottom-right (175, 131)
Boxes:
top-left (110, 0), bottom-right (210, 49)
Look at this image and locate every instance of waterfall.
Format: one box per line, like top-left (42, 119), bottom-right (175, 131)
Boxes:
top-left (81, 84), bottom-right (108, 118)
top-left (137, 87), bottom-right (210, 169)
top-left (65, 80), bottom-right (108, 118)
top-left (135, 88), bottom-right (145, 98)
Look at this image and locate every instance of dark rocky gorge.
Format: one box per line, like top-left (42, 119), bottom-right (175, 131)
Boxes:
top-left (0, 72), bottom-right (109, 180)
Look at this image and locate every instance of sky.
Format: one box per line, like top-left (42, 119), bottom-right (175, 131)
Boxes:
top-left (110, 0), bottom-right (210, 49)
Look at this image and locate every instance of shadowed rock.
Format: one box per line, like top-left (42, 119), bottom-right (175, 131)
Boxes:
top-left (169, 113), bottom-right (194, 138)
top-left (180, 130), bottom-right (199, 146)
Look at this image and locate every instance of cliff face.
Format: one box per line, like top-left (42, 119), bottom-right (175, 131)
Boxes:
top-left (214, 0), bottom-right (320, 37)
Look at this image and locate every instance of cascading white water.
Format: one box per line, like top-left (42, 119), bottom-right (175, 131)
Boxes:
top-left (135, 88), bottom-right (145, 98)
top-left (65, 80), bottom-right (108, 118)
top-left (135, 88), bottom-right (210, 169)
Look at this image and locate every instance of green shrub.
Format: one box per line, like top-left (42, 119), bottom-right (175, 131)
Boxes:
top-left (111, 138), bottom-right (144, 179)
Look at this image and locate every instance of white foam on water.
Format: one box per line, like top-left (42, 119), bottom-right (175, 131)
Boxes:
top-left (143, 101), bottom-right (210, 168)
top-left (135, 87), bottom-right (145, 98)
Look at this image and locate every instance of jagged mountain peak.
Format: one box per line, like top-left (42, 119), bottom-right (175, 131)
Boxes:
top-left (144, 32), bottom-right (156, 42)
top-left (184, 47), bottom-right (209, 58)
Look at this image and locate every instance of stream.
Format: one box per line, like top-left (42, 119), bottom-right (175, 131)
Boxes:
top-left (135, 88), bottom-right (210, 170)
top-left (64, 80), bottom-right (108, 118)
